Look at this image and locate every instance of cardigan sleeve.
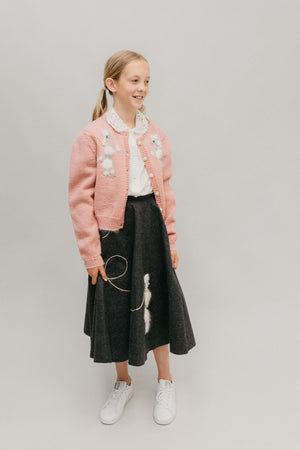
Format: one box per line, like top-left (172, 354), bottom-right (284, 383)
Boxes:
top-left (161, 131), bottom-right (178, 251)
top-left (68, 132), bottom-right (104, 268)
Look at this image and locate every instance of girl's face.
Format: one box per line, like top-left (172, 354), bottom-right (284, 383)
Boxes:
top-left (106, 59), bottom-right (150, 110)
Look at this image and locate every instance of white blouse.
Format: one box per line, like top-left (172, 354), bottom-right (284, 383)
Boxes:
top-left (105, 106), bottom-right (153, 197)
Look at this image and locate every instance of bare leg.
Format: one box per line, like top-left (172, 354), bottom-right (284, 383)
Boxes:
top-left (153, 344), bottom-right (173, 383)
top-left (115, 361), bottom-right (131, 385)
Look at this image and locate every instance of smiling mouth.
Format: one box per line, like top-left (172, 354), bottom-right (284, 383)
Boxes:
top-left (133, 96), bottom-right (144, 99)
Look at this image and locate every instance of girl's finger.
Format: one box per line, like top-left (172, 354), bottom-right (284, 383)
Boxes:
top-left (99, 267), bottom-right (108, 281)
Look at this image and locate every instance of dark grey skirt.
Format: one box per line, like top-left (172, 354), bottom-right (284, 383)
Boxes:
top-left (84, 192), bottom-right (196, 366)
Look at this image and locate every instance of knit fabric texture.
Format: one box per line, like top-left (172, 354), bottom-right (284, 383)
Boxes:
top-left (68, 109), bottom-right (177, 268)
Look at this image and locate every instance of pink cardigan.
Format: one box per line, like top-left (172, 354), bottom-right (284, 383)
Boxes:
top-left (68, 112), bottom-right (177, 268)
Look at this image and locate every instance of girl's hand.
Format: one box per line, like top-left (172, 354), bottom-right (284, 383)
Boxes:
top-left (87, 265), bottom-right (108, 285)
top-left (171, 249), bottom-right (179, 269)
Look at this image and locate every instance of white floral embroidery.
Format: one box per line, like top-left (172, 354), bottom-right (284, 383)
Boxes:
top-left (98, 129), bottom-right (121, 178)
top-left (143, 273), bottom-right (152, 334)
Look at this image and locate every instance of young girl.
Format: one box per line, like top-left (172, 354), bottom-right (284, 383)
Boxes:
top-left (68, 49), bottom-right (196, 425)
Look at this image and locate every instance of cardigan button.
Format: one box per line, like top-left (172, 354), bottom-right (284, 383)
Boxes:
top-left (143, 156), bottom-right (147, 161)
top-left (155, 191), bottom-right (159, 195)
top-left (149, 173), bottom-right (153, 178)
top-left (159, 207), bottom-right (162, 211)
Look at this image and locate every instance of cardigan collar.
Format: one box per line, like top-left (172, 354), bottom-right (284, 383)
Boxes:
top-left (105, 105), bottom-right (148, 135)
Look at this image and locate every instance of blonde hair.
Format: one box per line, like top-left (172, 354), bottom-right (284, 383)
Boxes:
top-left (92, 50), bottom-right (148, 121)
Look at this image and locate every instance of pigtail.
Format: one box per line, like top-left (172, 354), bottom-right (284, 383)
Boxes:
top-left (92, 87), bottom-right (110, 121)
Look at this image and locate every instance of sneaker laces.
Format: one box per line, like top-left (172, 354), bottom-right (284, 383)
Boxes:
top-left (156, 386), bottom-right (174, 409)
top-left (103, 385), bottom-right (126, 407)
top-left (111, 385), bottom-right (127, 400)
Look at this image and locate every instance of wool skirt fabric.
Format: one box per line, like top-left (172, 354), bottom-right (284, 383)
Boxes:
top-left (84, 192), bottom-right (196, 366)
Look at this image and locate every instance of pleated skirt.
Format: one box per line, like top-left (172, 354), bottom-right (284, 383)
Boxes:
top-left (84, 192), bottom-right (196, 366)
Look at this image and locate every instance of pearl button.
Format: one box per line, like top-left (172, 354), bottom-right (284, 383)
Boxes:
top-left (149, 173), bottom-right (153, 178)
top-left (143, 156), bottom-right (147, 161)
top-left (160, 207), bottom-right (162, 211)
top-left (156, 191), bottom-right (159, 195)
top-left (138, 141), bottom-right (141, 145)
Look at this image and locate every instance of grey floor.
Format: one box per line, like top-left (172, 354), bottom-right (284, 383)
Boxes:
top-left (1, 253), bottom-right (299, 450)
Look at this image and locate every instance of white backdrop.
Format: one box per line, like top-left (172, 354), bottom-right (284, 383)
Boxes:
top-left (0, 0), bottom-right (299, 449)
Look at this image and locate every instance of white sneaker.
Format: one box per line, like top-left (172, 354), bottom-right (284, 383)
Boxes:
top-left (153, 378), bottom-right (177, 425)
top-left (100, 379), bottom-right (133, 424)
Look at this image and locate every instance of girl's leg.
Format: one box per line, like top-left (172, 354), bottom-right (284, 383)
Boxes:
top-left (152, 344), bottom-right (173, 382)
top-left (115, 361), bottom-right (131, 385)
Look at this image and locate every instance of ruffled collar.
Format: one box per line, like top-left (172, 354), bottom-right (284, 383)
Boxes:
top-left (105, 106), bottom-right (148, 135)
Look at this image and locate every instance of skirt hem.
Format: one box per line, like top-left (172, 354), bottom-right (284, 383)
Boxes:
top-left (84, 330), bottom-right (196, 366)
